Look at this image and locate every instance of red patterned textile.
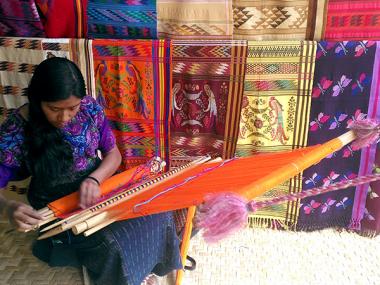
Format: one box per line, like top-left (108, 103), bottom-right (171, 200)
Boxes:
top-left (324, 0), bottom-right (380, 40)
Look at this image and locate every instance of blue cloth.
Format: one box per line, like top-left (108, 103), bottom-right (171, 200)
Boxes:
top-left (34, 212), bottom-right (182, 285)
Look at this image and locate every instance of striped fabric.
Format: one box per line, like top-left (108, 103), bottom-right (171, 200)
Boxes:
top-left (170, 40), bottom-right (247, 159)
top-left (352, 42), bottom-right (380, 235)
top-left (87, 0), bottom-right (157, 39)
top-left (93, 39), bottom-right (172, 170)
top-left (0, 37), bottom-right (94, 110)
top-left (158, 0), bottom-right (233, 40)
top-left (236, 41), bottom-right (316, 229)
top-left (0, 0), bottom-right (45, 37)
top-left (324, 0), bottom-right (380, 40)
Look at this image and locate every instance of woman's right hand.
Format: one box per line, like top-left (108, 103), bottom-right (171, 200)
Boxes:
top-left (5, 201), bottom-right (43, 231)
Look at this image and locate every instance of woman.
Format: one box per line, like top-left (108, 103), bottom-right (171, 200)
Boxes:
top-left (0, 57), bottom-right (181, 285)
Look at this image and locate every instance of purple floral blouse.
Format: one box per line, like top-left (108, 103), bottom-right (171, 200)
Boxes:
top-left (0, 96), bottom-right (116, 187)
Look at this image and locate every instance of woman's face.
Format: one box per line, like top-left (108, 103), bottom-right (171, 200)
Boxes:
top-left (41, 95), bottom-right (82, 128)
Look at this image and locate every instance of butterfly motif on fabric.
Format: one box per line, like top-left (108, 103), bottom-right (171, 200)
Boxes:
top-left (336, 197), bottom-right (352, 209)
top-left (316, 42), bottom-right (335, 59)
top-left (312, 76), bottom-right (333, 98)
top-left (332, 75), bottom-right (352, 97)
top-left (321, 198), bottom-right (336, 213)
top-left (342, 145), bottom-right (355, 158)
top-left (323, 171), bottom-right (340, 187)
top-left (304, 173), bottom-right (321, 186)
top-left (347, 109), bottom-right (367, 126)
top-left (335, 41), bottom-right (354, 57)
top-left (351, 73), bottom-right (371, 95)
top-left (363, 208), bottom-right (375, 221)
top-left (354, 41), bottom-right (376, 57)
top-left (310, 112), bottom-right (330, 131)
top-left (303, 200), bottom-right (321, 214)
top-left (341, 172), bottom-right (357, 181)
top-left (329, 112), bottom-right (348, 130)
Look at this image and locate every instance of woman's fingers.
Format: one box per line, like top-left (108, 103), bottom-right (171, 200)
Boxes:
top-left (79, 179), bottom-right (101, 209)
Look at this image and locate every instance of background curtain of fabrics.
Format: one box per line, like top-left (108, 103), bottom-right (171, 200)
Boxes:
top-left (92, 39), bottom-right (172, 171)
top-left (236, 41), bottom-right (316, 229)
top-left (170, 40), bottom-right (247, 159)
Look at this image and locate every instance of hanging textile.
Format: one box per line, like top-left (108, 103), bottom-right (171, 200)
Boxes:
top-left (93, 39), bottom-right (172, 170)
top-left (236, 41), bottom-right (316, 229)
top-left (232, 0), bottom-right (313, 40)
top-left (87, 0), bottom-right (157, 39)
top-left (307, 0), bottom-right (329, 40)
top-left (157, 0), bottom-right (233, 40)
top-left (0, 0), bottom-right (44, 37)
top-left (324, 1), bottom-right (380, 40)
top-left (34, 0), bottom-right (87, 38)
top-left (353, 43), bottom-right (380, 236)
top-left (170, 40), bottom-right (247, 159)
top-left (297, 41), bottom-right (377, 231)
top-left (0, 37), bottom-right (94, 110)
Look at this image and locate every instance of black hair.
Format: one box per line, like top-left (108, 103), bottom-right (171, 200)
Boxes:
top-left (26, 57), bottom-right (86, 181)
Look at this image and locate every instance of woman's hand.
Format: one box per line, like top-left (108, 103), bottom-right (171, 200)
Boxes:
top-left (79, 178), bottom-right (101, 209)
top-left (6, 201), bottom-right (43, 231)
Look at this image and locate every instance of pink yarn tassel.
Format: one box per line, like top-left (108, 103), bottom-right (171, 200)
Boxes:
top-left (348, 119), bottom-right (380, 150)
top-left (195, 193), bottom-right (249, 243)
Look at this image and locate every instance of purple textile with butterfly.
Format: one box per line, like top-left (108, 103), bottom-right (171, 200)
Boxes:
top-left (297, 41), bottom-right (377, 231)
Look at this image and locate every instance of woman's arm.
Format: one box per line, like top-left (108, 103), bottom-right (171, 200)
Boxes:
top-left (79, 146), bottom-right (122, 208)
top-left (0, 191), bottom-right (43, 231)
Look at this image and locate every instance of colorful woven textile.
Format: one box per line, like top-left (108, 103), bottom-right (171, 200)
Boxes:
top-left (297, 41), bottom-right (377, 231)
top-left (93, 39), bottom-right (172, 170)
top-left (233, 0), bottom-right (312, 40)
top-left (87, 0), bottom-right (157, 39)
top-left (0, 0), bottom-right (44, 37)
top-left (236, 41), bottom-right (316, 228)
top-left (170, 40), bottom-right (247, 159)
top-left (158, 0), bottom-right (233, 40)
top-left (0, 37), bottom-right (94, 110)
top-left (35, 0), bottom-right (87, 38)
top-left (324, 0), bottom-right (380, 40)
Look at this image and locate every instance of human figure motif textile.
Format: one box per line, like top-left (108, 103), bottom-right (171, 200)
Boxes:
top-left (170, 40), bottom-right (247, 159)
top-left (236, 41), bottom-right (316, 229)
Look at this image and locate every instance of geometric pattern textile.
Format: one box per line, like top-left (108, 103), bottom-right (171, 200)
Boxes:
top-left (233, 0), bottom-right (311, 40)
top-left (170, 40), bottom-right (247, 159)
top-left (158, 0), bottom-right (233, 40)
top-left (324, 0), bottom-right (380, 40)
top-left (236, 41), bottom-right (317, 229)
top-left (88, 0), bottom-right (157, 39)
top-left (0, 0), bottom-right (45, 37)
top-left (0, 37), bottom-right (94, 110)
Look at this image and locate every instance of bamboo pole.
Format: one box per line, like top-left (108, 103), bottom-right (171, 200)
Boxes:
top-left (38, 156), bottom-right (212, 239)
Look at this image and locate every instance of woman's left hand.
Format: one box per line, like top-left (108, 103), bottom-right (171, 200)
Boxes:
top-left (79, 178), bottom-right (101, 209)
